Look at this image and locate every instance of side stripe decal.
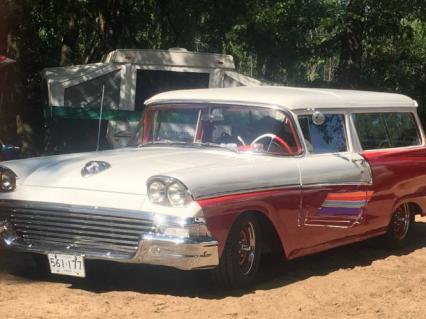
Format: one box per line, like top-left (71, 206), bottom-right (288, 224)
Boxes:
top-left (317, 191), bottom-right (374, 216)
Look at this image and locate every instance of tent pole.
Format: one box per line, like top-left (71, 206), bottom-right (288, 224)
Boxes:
top-left (96, 85), bottom-right (105, 151)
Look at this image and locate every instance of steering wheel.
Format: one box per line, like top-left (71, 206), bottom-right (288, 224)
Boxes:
top-left (250, 133), bottom-right (292, 153)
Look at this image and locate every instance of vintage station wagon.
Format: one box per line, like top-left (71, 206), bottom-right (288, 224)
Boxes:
top-left (0, 86), bottom-right (425, 289)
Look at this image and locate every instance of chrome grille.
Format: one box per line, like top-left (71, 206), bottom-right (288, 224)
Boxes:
top-left (1, 203), bottom-right (155, 256)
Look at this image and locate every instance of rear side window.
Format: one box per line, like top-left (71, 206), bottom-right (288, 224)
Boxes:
top-left (299, 114), bottom-right (347, 154)
top-left (353, 112), bottom-right (421, 150)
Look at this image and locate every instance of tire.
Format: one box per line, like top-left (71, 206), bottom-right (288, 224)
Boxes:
top-left (385, 203), bottom-right (415, 249)
top-left (213, 213), bottom-right (262, 290)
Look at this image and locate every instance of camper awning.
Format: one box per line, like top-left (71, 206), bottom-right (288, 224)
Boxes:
top-left (42, 63), bottom-right (120, 84)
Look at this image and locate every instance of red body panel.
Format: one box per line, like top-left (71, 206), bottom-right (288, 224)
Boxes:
top-left (198, 146), bottom-right (426, 260)
top-left (198, 188), bottom-right (301, 257)
top-left (361, 147), bottom-right (426, 229)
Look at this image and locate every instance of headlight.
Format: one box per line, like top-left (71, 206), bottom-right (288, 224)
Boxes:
top-left (167, 181), bottom-right (192, 207)
top-left (0, 167), bottom-right (16, 192)
top-left (147, 180), bottom-right (166, 203)
top-left (147, 177), bottom-right (192, 207)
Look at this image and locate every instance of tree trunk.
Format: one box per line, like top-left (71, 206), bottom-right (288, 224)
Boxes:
top-left (336, 0), bottom-right (365, 88)
top-left (59, 7), bottom-right (79, 66)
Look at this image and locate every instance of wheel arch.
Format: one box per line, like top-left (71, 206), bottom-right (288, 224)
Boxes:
top-left (391, 199), bottom-right (423, 218)
top-left (407, 202), bottom-right (423, 215)
top-left (227, 209), bottom-right (288, 259)
top-left (200, 198), bottom-right (295, 260)
top-left (382, 200), bottom-right (422, 232)
top-left (254, 211), bottom-right (286, 258)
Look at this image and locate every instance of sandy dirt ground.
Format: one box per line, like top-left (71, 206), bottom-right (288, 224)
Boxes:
top-left (2, 217), bottom-right (426, 319)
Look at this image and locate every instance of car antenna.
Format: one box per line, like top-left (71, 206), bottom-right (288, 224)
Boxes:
top-left (96, 85), bottom-right (105, 151)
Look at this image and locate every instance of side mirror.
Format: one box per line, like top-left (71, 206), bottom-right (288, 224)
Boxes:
top-left (312, 111), bottom-right (325, 126)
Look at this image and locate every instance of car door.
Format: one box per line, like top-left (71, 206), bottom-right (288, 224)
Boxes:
top-left (296, 112), bottom-right (373, 247)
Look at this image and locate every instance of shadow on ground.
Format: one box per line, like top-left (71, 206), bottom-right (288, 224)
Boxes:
top-left (2, 219), bottom-right (426, 299)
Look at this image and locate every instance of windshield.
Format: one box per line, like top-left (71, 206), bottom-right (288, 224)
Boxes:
top-left (142, 104), bottom-right (302, 155)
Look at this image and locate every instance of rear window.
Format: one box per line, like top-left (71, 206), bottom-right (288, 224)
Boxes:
top-left (353, 112), bottom-right (421, 150)
top-left (299, 114), bottom-right (347, 154)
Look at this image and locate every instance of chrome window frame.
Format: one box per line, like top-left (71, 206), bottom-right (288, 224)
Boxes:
top-left (348, 107), bottom-right (425, 153)
top-left (292, 108), bottom-right (353, 156)
top-left (143, 101), bottom-right (307, 157)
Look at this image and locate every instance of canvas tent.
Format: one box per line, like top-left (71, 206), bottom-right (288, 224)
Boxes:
top-left (42, 48), bottom-right (262, 152)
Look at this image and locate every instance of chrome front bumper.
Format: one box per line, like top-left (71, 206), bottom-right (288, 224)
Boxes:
top-left (0, 201), bottom-right (219, 271)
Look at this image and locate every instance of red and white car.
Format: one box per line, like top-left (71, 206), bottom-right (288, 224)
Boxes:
top-left (0, 86), bottom-right (424, 289)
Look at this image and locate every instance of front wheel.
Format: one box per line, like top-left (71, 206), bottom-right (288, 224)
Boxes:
top-left (385, 203), bottom-right (414, 249)
top-left (213, 213), bottom-right (262, 290)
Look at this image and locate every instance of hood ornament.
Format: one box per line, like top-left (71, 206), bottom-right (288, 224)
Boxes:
top-left (81, 161), bottom-right (111, 178)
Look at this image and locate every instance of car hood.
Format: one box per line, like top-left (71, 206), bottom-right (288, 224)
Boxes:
top-left (2, 147), bottom-right (300, 198)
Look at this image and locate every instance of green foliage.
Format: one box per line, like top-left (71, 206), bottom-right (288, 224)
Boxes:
top-left (1, 0), bottom-right (426, 123)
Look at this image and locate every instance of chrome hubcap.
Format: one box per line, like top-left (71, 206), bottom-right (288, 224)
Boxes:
top-left (392, 204), bottom-right (411, 240)
top-left (238, 221), bottom-right (256, 275)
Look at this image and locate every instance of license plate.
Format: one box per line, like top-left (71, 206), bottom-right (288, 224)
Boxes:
top-left (47, 253), bottom-right (86, 278)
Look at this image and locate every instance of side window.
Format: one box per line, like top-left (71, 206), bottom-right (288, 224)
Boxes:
top-left (298, 114), bottom-right (347, 154)
top-left (353, 112), bottom-right (421, 150)
top-left (64, 70), bottom-right (121, 108)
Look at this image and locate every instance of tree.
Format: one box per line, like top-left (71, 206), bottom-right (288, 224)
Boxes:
top-left (0, 0), bottom-right (425, 155)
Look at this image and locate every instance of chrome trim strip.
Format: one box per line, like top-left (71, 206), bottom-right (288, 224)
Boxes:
top-left (2, 235), bottom-right (219, 270)
top-left (195, 181), bottom-right (372, 201)
top-left (26, 236), bottom-right (137, 253)
top-left (302, 181), bottom-right (373, 187)
top-left (0, 200), bottom-right (196, 226)
top-left (11, 216), bottom-right (149, 234)
top-left (195, 184), bottom-right (301, 200)
top-left (19, 229), bottom-right (139, 245)
top-left (0, 200), bottom-right (154, 220)
top-left (146, 99), bottom-right (288, 110)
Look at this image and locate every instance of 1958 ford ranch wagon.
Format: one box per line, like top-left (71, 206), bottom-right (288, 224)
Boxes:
top-left (0, 86), bottom-right (425, 289)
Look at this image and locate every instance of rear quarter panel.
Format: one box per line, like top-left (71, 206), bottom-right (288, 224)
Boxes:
top-left (361, 147), bottom-right (426, 232)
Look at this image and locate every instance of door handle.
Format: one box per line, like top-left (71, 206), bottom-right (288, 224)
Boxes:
top-left (352, 158), bottom-right (366, 165)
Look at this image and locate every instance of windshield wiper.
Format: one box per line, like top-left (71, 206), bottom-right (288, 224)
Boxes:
top-left (193, 142), bottom-right (239, 153)
top-left (138, 140), bottom-right (239, 153)
top-left (138, 140), bottom-right (190, 147)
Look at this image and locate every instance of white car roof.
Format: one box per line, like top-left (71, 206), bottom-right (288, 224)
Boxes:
top-left (146, 86), bottom-right (417, 110)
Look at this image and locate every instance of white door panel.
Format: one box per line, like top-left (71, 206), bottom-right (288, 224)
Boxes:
top-left (298, 153), bottom-right (371, 186)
